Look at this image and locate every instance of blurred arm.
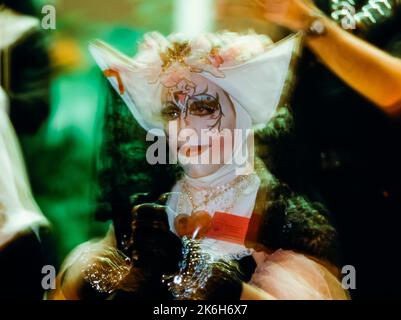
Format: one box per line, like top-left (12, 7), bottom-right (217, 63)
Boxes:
top-left (305, 15), bottom-right (401, 115)
top-left (258, 0), bottom-right (401, 116)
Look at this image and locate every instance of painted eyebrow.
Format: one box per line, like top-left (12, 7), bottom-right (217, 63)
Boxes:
top-left (162, 86), bottom-right (220, 116)
top-left (163, 100), bottom-right (180, 106)
top-left (190, 93), bottom-right (218, 101)
top-left (161, 101), bottom-right (188, 119)
top-left (191, 92), bottom-right (224, 129)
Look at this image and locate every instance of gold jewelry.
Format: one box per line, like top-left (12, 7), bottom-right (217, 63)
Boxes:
top-left (180, 173), bottom-right (257, 214)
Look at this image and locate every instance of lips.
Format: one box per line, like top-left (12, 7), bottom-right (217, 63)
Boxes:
top-left (178, 144), bottom-right (208, 157)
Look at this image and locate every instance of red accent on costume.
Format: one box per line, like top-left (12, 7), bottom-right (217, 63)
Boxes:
top-left (245, 212), bottom-right (263, 246)
top-left (174, 211), bottom-right (212, 239)
top-left (206, 211), bottom-right (250, 245)
top-left (174, 211), bottom-right (263, 246)
top-left (103, 68), bottom-right (125, 95)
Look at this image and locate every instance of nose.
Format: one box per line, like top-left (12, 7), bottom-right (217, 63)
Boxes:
top-left (178, 112), bottom-right (190, 131)
top-left (179, 112), bottom-right (206, 134)
top-left (177, 114), bottom-right (201, 148)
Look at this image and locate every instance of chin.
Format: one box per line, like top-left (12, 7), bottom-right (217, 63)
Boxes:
top-left (182, 163), bottom-right (223, 178)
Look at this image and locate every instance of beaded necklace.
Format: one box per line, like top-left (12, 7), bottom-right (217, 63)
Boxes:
top-left (179, 172), bottom-right (257, 215)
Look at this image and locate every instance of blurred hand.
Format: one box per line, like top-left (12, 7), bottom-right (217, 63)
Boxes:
top-left (109, 203), bottom-right (183, 300)
top-left (256, 0), bottom-right (318, 31)
top-left (129, 203), bottom-right (183, 276)
top-left (163, 238), bottom-right (243, 300)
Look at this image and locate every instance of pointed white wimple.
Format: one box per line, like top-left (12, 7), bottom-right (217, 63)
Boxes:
top-left (89, 32), bottom-right (302, 136)
top-left (89, 40), bottom-right (165, 135)
top-left (201, 34), bottom-right (301, 126)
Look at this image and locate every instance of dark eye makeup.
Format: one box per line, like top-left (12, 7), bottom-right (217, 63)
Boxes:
top-left (161, 102), bottom-right (181, 121)
top-left (188, 94), bottom-right (220, 117)
top-left (161, 92), bottom-right (223, 129)
top-left (188, 100), bottom-right (218, 116)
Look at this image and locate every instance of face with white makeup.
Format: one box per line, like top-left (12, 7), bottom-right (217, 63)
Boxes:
top-left (161, 73), bottom-right (237, 178)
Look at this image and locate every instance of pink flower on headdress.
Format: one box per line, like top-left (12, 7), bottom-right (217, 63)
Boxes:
top-left (209, 48), bottom-right (225, 68)
top-left (133, 31), bottom-right (273, 86)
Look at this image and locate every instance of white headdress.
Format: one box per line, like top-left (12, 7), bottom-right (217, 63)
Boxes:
top-left (89, 31), bottom-right (301, 135)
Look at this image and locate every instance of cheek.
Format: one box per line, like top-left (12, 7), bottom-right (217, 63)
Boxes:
top-left (184, 116), bottom-right (212, 135)
top-left (218, 102), bottom-right (236, 157)
top-left (165, 120), bottom-right (182, 150)
top-left (206, 129), bottom-right (234, 162)
top-left (218, 111), bottom-right (236, 140)
top-left (219, 98), bottom-right (236, 131)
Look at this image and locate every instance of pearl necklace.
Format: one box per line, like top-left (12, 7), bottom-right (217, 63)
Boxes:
top-left (180, 173), bottom-right (257, 215)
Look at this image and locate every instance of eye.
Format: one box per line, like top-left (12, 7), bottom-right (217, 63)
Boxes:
top-left (188, 100), bottom-right (218, 116)
top-left (161, 103), bottom-right (181, 121)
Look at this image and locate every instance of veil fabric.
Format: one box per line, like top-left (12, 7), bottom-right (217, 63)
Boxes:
top-left (0, 86), bottom-right (47, 248)
top-left (0, 7), bottom-right (47, 248)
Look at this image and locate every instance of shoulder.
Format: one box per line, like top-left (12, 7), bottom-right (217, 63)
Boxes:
top-left (260, 180), bottom-right (339, 264)
top-left (249, 249), bottom-right (349, 300)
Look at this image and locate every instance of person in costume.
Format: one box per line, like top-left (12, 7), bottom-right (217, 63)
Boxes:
top-left (0, 4), bottom-right (55, 299)
top-left (49, 30), bottom-right (349, 300)
top-left (0, 0), bottom-right (51, 134)
top-left (255, 0), bottom-right (401, 299)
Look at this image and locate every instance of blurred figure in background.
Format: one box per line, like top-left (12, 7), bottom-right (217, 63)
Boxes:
top-left (256, 0), bottom-right (401, 114)
top-left (0, 0), bottom-right (51, 134)
top-left (254, 0), bottom-right (401, 298)
top-left (0, 2), bottom-right (56, 299)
